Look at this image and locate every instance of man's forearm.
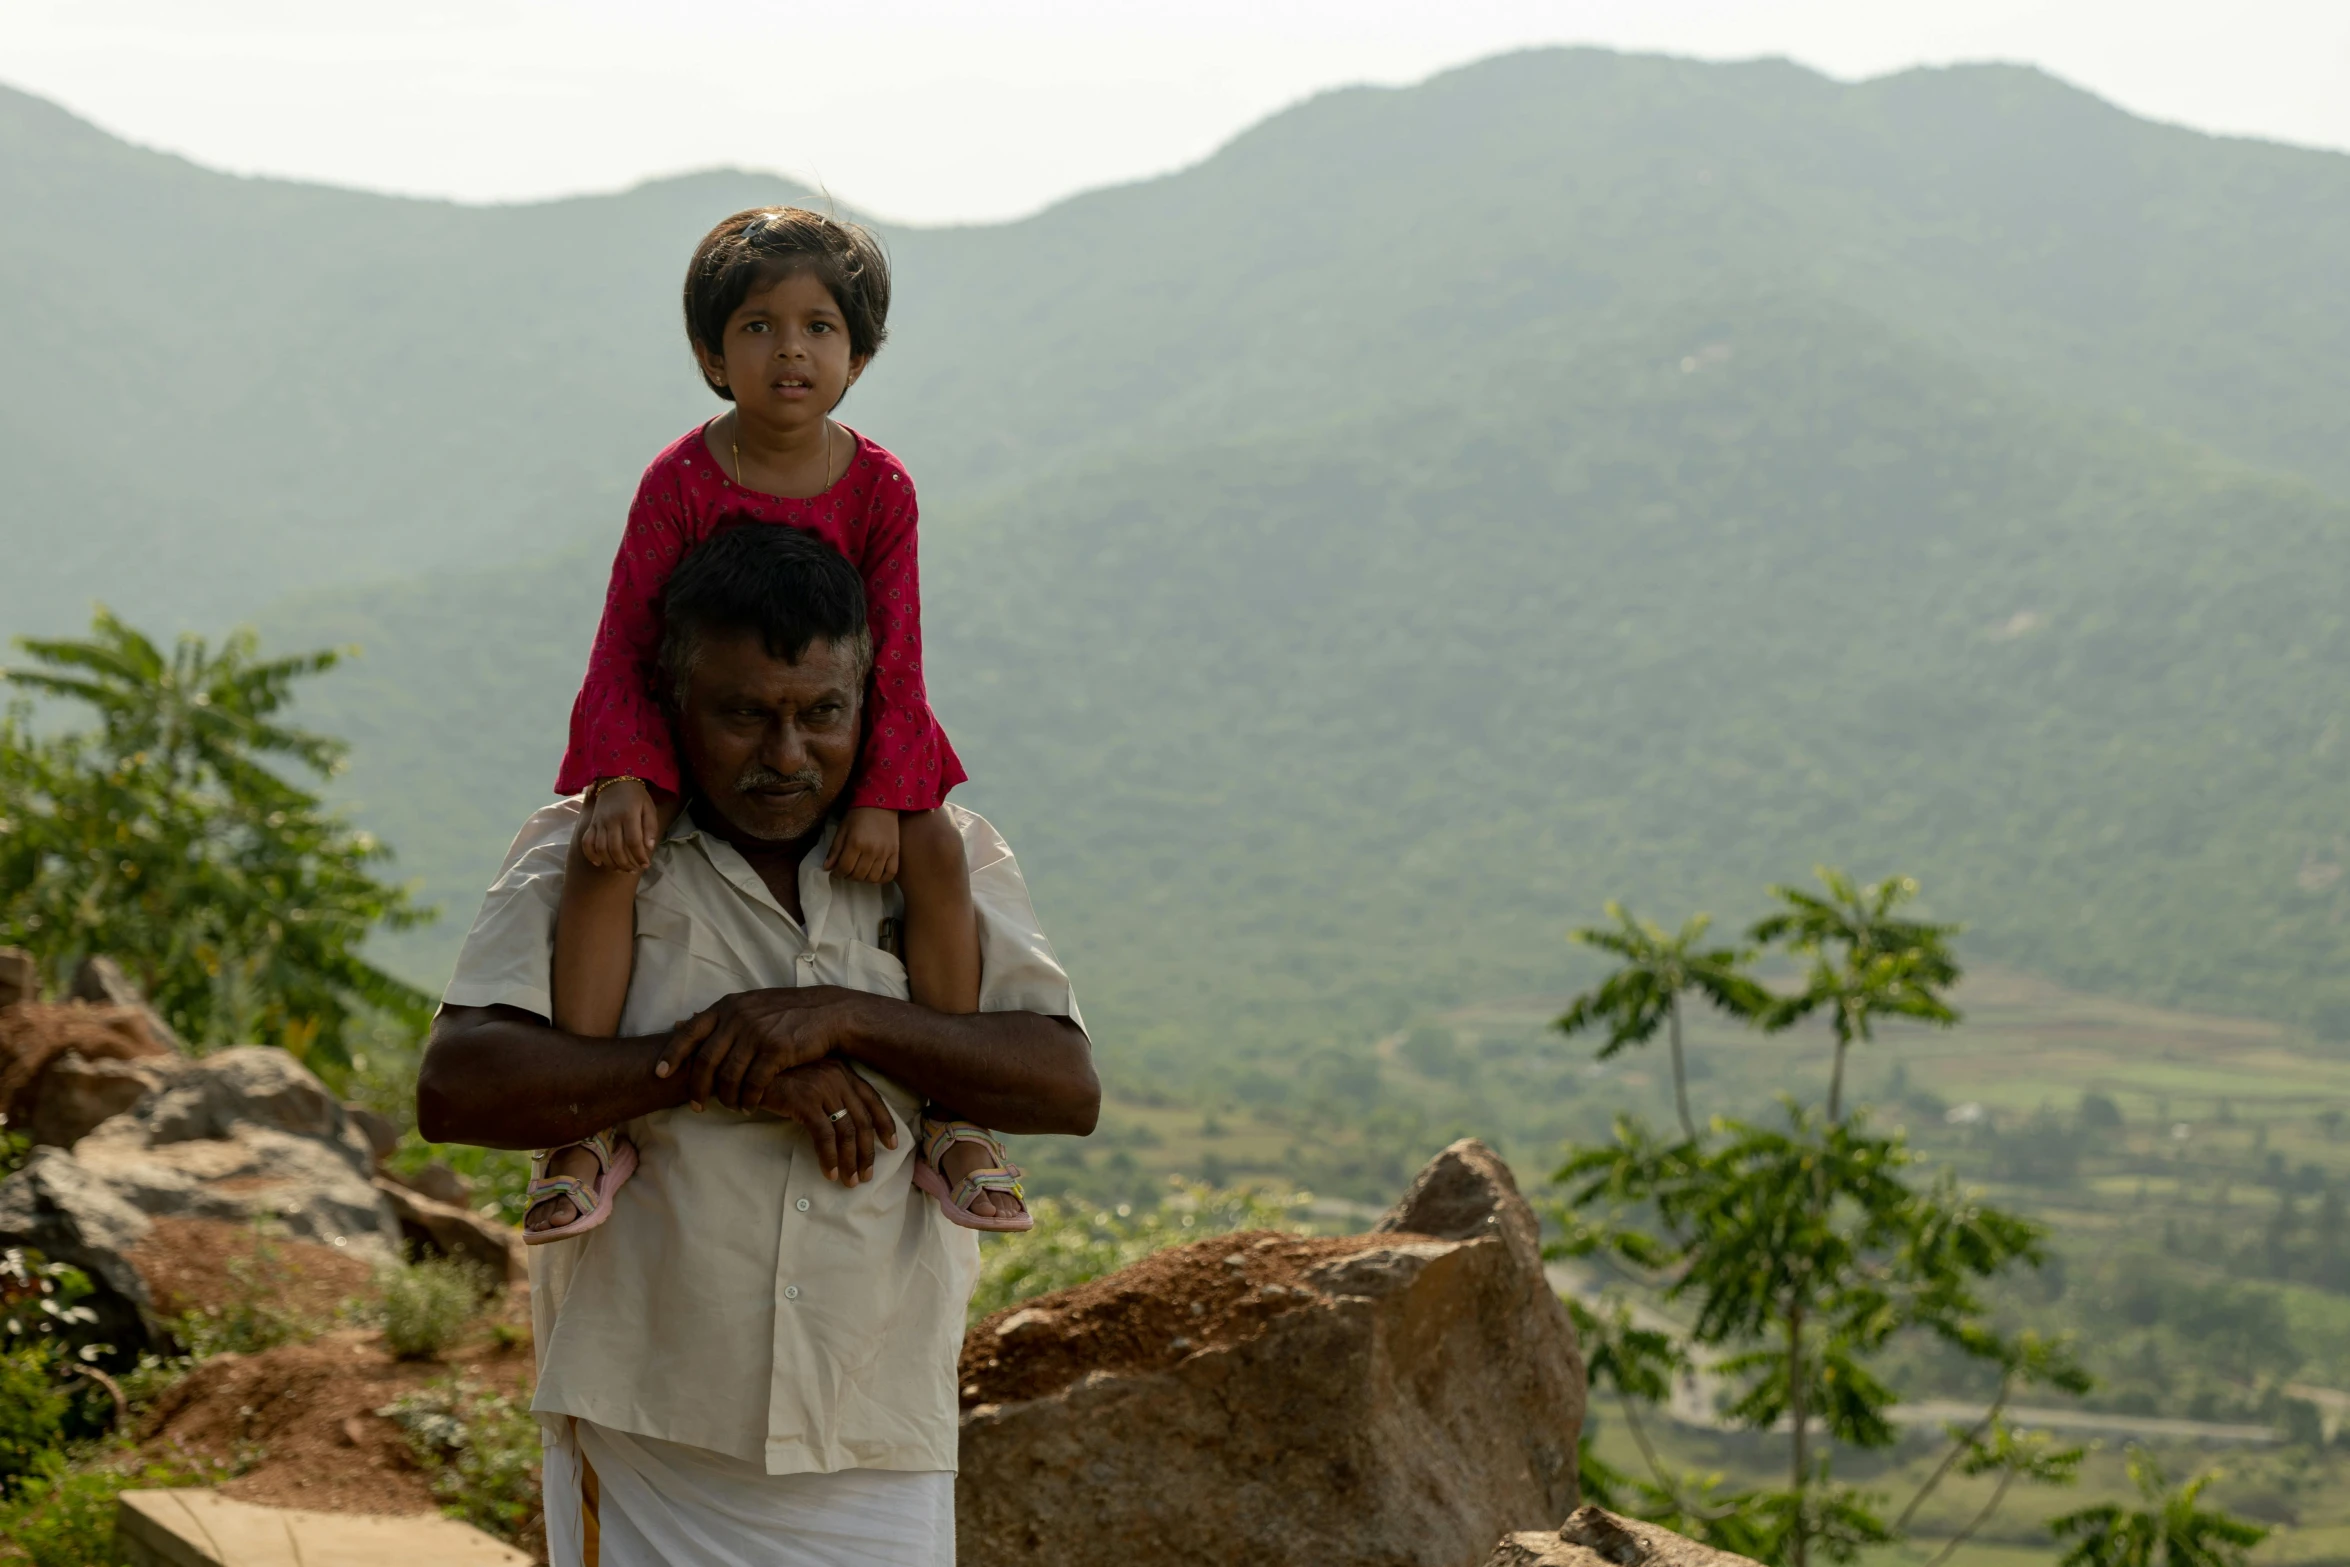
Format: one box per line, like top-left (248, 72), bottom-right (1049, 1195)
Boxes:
top-left (833, 997), bottom-right (1099, 1135)
top-left (417, 1005), bottom-right (695, 1148)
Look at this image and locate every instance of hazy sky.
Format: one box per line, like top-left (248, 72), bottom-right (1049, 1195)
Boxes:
top-left (8, 0), bottom-right (2348, 224)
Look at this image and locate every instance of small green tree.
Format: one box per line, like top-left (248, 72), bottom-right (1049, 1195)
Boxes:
top-left (2051, 1450), bottom-right (2266, 1567)
top-left (1, 609), bottom-right (428, 1059)
top-left (1750, 867), bottom-right (1962, 1122)
top-left (1559, 1105), bottom-right (2084, 1566)
top-left (1556, 904), bottom-right (1768, 1141)
top-left (1552, 870), bottom-right (2095, 1567)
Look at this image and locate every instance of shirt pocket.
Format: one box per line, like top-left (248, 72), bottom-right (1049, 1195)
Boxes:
top-left (623, 899), bottom-right (752, 1036)
top-left (838, 939), bottom-right (911, 1003)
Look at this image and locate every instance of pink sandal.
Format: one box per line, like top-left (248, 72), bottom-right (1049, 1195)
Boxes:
top-left (912, 1118), bottom-right (1033, 1233)
top-left (524, 1130), bottom-right (638, 1246)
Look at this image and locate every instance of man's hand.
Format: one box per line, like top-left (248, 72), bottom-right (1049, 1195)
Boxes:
top-left (658, 987), bottom-right (872, 1115)
top-left (757, 1060), bottom-right (895, 1185)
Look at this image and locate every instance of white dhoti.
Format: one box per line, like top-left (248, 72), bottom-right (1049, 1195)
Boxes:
top-left (542, 1418), bottom-right (955, 1567)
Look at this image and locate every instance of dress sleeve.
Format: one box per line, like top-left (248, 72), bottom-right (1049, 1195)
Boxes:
top-left (554, 467), bottom-right (693, 798)
top-left (850, 471), bottom-right (966, 812)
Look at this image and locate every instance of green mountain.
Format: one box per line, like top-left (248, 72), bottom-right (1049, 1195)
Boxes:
top-left (9, 49), bottom-right (2350, 1103)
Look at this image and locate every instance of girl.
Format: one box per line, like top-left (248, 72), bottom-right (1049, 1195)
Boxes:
top-left (525, 206), bottom-right (1030, 1242)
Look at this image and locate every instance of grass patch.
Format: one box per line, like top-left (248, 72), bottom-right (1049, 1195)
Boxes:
top-left (378, 1257), bottom-right (491, 1361)
top-left (376, 1380), bottom-right (540, 1548)
top-left (0, 1449), bottom-right (227, 1567)
top-left (970, 1180), bottom-right (1309, 1323)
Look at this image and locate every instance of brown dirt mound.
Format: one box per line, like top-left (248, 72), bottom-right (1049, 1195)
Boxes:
top-left (959, 1229), bottom-right (1435, 1406)
top-left (136, 1296), bottom-right (534, 1525)
top-left (130, 1216), bottom-right (379, 1322)
top-left (0, 1001), bottom-right (170, 1123)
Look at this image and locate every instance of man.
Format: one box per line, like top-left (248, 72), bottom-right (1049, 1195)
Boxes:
top-left (418, 524), bottom-right (1099, 1566)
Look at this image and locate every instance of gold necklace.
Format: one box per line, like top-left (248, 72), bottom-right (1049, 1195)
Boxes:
top-left (733, 421), bottom-right (833, 494)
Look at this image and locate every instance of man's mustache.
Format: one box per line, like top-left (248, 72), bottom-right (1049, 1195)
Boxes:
top-left (735, 763), bottom-right (823, 795)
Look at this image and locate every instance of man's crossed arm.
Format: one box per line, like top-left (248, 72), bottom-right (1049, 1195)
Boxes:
top-left (418, 987), bottom-right (1098, 1186)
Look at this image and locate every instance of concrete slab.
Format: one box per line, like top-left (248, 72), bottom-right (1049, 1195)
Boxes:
top-left (116, 1489), bottom-right (530, 1567)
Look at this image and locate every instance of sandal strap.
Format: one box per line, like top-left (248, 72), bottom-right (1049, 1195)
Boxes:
top-left (948, 1165), bottom-right (1026, 1211)
top-left (919, 1117), bottom-right (1010, 1169)
top-left (538, 1128), bottom-right (626, 1181)
top-left (526, 1173), bottom-right (605, 1218)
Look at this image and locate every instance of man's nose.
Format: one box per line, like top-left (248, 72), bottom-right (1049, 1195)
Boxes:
top-left (761, 720), bottom-right (809, 772)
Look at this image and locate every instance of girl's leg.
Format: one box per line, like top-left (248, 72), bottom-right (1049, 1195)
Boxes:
top-left (531, 826), bottom-right (648, 1233)
top-left (896, 809), bottom-right (979, 1014)
top-left (896, 810), bottom-right (1023, 1222)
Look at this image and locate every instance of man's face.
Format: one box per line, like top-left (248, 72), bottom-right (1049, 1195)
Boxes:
top-left (676, 629), bottom-right (863, 844)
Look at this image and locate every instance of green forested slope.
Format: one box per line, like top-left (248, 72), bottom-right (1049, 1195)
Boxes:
top-left (10, 48), bottom-right (2350, 1084)
top-left (875, 51), bottom-right (2350, 500)
top-left (0, 82), bottom-right (808, 629)
top-left (9, 49), bottom-right (2350, 631)
top-left (271, 290), bottom-right (2350, 1092)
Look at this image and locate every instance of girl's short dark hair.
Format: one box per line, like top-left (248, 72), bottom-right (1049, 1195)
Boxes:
top-left (683, 207), bottom-right (891, 400)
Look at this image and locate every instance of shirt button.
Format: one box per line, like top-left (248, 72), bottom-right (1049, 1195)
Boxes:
top-left (798, 951), bottom-right (817, 966)
top-left (784, 1285), bottom-right (800, 1300)
top-left (796, 1197), bottom-right (811, 1212)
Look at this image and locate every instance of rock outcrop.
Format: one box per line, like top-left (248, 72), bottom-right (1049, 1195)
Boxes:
top-left (68, 954), bottom-right (189, 1054)
top-left (956, 1138), bottom-right (1585, 1567)
top-left (375, 1175), bottom-right (524, 1285)
top-left (0, 948), bottom-right (36, 1011)
top-left (1486, 1506), bottom-right (1761, 1567)
top-left (0, 1047), bottom-right (405, 1350)
top-left (0, 999), bottom-right (176, 1132)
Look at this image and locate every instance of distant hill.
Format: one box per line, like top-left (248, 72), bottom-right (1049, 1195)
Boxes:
top-left (10, 49), bottom-right (2350, 1091)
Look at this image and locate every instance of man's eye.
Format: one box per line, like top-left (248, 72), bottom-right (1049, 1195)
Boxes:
top-left (743, 321), bottom-right (769, 334)
top-left (810, 321), bottom-right (832, 333)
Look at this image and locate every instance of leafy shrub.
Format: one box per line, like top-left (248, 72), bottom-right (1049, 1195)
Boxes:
top-left (969, 1179), bottom-right (1309, 1322)
top-left (0, 1250), bottom-right (103, 1363)
top-left (379, 1257), bottom-right (489, 1360)
top-left (0, 1452), bottom-right (223, 1567)
top-left (113, 1355), bottom-right (194, 1415)
top-left (377, 1380), bottom-right (540, 1545)
top-left (0, 1347), bottom-right (67, 1496)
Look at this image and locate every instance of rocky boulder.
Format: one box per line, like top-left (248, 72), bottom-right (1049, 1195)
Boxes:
top-left (26, 1051), bottom-right (173, 1149)
top-left (0, 999), bottom-right (176, 1131)
top-left (0, 948), bottom-right (36, 1011)
top-left (956, 1138), bottom-right (1585, 1567)
top-left (1486, 1506), bottom-right (1761, 1567)
top-left (67, 955), bottom-right (189, 1054)
top-left (0, 1047), bottom-right (405, 1351)
top-left (375, 1176), bottom-right (525, 1286)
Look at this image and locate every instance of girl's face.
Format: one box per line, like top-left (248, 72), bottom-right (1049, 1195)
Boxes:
top-left (702, 269), bottom-right (866, 427)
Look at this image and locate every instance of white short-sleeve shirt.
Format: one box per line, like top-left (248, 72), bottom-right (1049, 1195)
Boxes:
top-left (441, 798), bottom-right (1082, 1476)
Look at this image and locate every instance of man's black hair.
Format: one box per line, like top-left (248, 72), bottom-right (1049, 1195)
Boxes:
top-left (657, 522), bottom-right (872, 706)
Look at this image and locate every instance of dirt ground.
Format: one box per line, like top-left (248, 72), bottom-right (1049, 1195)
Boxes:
top-left (129, 1216), bottom-right (380, 1323)
top-left (958, 1228), bottom-right (1424, 1405)
top-left (125, 1216), bottom-right (538, 1549)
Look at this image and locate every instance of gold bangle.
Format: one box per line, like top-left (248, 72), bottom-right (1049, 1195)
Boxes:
top-left (585, 775), bottom-right (647, 805)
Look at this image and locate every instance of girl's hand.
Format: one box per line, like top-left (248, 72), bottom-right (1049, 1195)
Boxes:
top-left (581, 777), bottom-right (661, 872)
top-left (827, 806), bottom-right (901, 884)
